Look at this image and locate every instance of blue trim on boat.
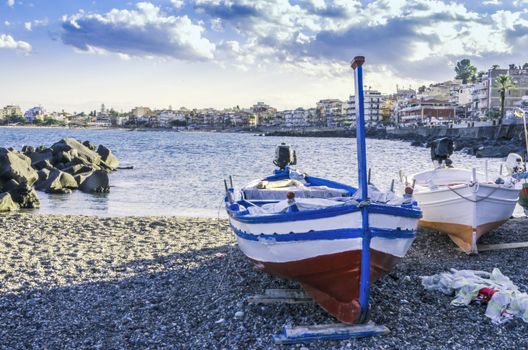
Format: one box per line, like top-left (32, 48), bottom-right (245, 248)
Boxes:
top-left (230, 224), bottom-right (416, 242)
top-left (226, 200), bottom-right (422, 224)
top-left (305, 175), bottom-right (357, 194)
top-left (261, 168), bottom-right (357, 195)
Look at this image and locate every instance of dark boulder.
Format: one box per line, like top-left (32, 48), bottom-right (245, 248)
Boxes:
top-left (96, 145), bottom-right (119, 171)
top-left (0, 148), bottom-right (38, 186)
top-left (1, 178), bottom-right (20, 192)
top-left (35, 168), bottom-right (78, 194)
top-left (79, 170), bottom-right (109, 193)
top-left (33, 159), bottom-right (54, 171)
top-left (62, 164), bottom-right (94, 175)
top-left (37, 168), bottom-right (50, 183)
top-left (83, 141), bottom-right (97, 151)
top-left (21, 145), bottom-right (35, 154)
top-left (475, 145), bottom-right (512, 158)
top-left (28, 148), bottom-right (53, 166)
top-left (51, 138), bottom-right (101, 166)
top-left (0, 192), bottom-right (18, 212)
top-left (9, 183), bottom-right (40, 209)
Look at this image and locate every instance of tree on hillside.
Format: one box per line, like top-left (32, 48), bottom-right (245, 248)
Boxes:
top-left (509, 63), bottom-right (517, 70)
top-left (491, 64), bottom-right (500, 70)
top-left (495, 74), bottom-right (515, 124)
top-left (523, 63), bottom-right (528, 70)
top-left (455, 59), bottom-right (477, 84)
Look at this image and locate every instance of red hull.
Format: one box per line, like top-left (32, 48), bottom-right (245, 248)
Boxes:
top-left (251, 249), bottom-right (400, 324)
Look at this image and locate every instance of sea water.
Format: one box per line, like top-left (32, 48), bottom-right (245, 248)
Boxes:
top-left (0, 127), bottom-right (516, 217)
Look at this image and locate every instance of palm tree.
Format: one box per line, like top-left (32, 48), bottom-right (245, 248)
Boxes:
top-left (495, 74), bottom-right (515, 124)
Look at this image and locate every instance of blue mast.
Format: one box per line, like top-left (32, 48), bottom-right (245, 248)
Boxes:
top-left (352, 56), bottom-right (371, 321)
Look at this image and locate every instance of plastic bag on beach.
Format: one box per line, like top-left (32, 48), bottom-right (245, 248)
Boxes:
top-left (485, 292), bottom-right (514, 324)
top-left (422, 268), bottom-right (528, 324)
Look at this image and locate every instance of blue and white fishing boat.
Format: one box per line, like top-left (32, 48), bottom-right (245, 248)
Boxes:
top-left (224, 56), bottom-right (422, 324)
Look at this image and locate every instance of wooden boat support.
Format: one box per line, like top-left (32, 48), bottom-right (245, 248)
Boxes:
top-left (246, 289), bottom-right (312, 304)
top-left (273, 321), bottom-right (390, 344)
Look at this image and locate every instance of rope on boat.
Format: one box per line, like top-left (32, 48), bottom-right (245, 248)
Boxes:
top-left (447, 182), bottom-right (503, 203)
top-left (357, 199), bottom-right (371, 208)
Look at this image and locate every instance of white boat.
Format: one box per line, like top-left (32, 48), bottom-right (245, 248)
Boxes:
top-left (412, 138), bottom-right (518, 254)
top-left (224, 57), bottom-right (422, 324)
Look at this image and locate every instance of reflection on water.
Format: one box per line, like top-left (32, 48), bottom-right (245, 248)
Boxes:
top-left (0, 127), bottom-right (523, 217)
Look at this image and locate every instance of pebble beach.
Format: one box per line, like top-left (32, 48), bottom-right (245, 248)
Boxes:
top-left (1, 213), bottom-right (528, 349)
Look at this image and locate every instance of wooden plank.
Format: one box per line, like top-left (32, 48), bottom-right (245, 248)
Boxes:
top-left (273, 321), bottom-right (389, 344)
top-left (477, 241), bottom-right (528, 252)
top-left (247, 288), bottom-right (312, 304)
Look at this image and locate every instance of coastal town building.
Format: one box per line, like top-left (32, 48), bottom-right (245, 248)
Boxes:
top-left (0, 105), bottom-right (23, 119)
top-left (284, 108), bottom-right (310, 128)
top-left (346, 89), bottom-right (385, 126)
top-left (316, 99), bottom-right (346, 128)
top-left (472, 67), bottom-right (528, 117)
top-left (24, 106), bottom-right (46, 122)
top-left (397, 98), bottom-right (456, 125)
top-left (130, 106), bottom-right (153, 118)
top-left (419, 80), bottom-right (461, 101)
top-left (251, 102), bottom-right (277, 126)
top-left (94, 114), bottom-right (111, 127)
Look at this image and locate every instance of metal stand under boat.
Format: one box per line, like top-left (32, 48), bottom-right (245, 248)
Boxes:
top-left (247, 289), bottom-right (389, 344)
top-left (273, 322), bottom-right (390, 344)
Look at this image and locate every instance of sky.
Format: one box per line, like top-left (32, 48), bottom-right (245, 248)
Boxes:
top-left (0, 0), bottom-right (527, 113)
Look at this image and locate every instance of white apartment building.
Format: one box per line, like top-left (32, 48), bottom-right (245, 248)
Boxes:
top-left (346, 90), bottom-right (385, 125)
top-left (156, 110), bottom-right (187, 126)
top-left (284, 108), bottom-right (309, 128)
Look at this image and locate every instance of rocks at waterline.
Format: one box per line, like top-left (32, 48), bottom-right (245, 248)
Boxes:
top-left (78, 170), bottom-right (110, 193)
top-left (0, 138), bottom-right (121, 212)
top-left (0, 192), bottom-right (18, 212)
top-left (35, 168), bottom-right (78, 194)
top-left (96, 145), bottom-right (119, 170)
top-left (0, 148), bottom-right (38, 186)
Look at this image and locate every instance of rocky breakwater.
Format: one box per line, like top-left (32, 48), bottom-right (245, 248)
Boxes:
top-left (0, 138), bottom-right (119, 212)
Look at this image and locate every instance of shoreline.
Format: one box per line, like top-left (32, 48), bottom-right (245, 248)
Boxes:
top-left (0, 213), bottom-right (527, 348)
top-left (3, 124), bottom-right (525, 159)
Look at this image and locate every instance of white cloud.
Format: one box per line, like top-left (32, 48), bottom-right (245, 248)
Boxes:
top-left (171, 0), bottom-right (184, 9)
top-left (62, 2), bottom-right (215, 61)
top-left (24, 22), bottom-right (32, 31)
top-left (6, 0), bottom-right (14, 7)
top-left (483, 0), bottom-right (501, 5)
top-left (194, 0), bottom-right (528, 84)
top-left (4, 21), bottom-right (10, 26)
top-left (513, 0), bottom-right (528, 6)
top-left (0, 33), bottom-right (31, 53)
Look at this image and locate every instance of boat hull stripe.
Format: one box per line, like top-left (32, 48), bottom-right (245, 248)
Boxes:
top-left (230, 224), bottom-right (416, 242)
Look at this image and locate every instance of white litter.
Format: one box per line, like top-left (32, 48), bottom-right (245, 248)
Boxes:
top-left (422, 268), bottom-right (528, 324)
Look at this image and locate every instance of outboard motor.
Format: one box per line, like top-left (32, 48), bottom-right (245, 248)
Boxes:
top-left (274, 143), bottom-right (297, 170)
top-left (430, 137), bottom-right (454, 168)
